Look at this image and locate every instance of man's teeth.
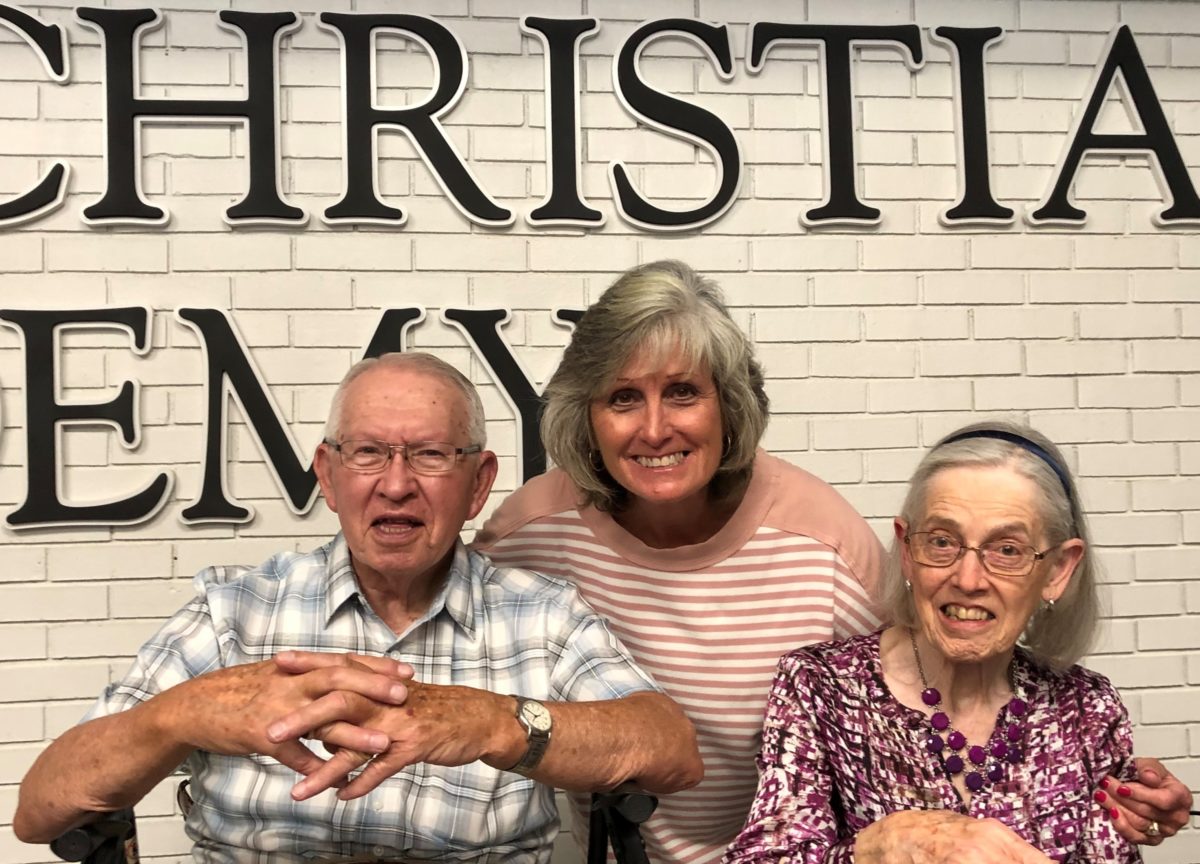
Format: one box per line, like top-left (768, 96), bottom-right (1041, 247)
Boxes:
top-left (635, 453), bottom-right (685, 468)
top-left (943, 604), bottom-right (993, 621)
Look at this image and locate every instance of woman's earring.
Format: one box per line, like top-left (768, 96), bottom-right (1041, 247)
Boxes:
top-left (904, 580), bottom-right (912, 593)
top-left (1043, 597), bottom-right (1056, 612)
top-left (722, 434), bottom-right (733, 459)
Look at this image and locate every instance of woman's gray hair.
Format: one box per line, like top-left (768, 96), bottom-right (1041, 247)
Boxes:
top-left (880, 420), bottom-right (1099, 670)
top-left (541, 260), bottom-right (769, 511)
top-left (324, 352), bottom-right (487, 446)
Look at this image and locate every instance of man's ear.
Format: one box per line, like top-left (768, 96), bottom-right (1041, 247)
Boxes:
top-left (315, 442), bottom-right (339, 514)
top-left (466, 450), bottom-right (499, 520)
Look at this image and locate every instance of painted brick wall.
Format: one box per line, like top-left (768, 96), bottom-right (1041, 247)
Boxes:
top-left (1, 0), bottom-right (1198, 861)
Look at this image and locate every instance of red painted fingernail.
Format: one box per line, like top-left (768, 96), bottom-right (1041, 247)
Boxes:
top-left (1100, 779), bottom-right (1110, 790)
top-left (1117, 785), bottom-right (1131, 797)
top-left (1094, 790), bottom-right (1108, 804)
top-left (1110, 807), bottom-right (1120, 820)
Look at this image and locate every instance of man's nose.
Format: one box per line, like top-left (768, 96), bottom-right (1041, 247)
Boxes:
top-left (377, 449), bottom-right (418, 497)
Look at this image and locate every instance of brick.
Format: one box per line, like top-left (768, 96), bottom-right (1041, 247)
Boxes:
top-left (970, 236), bottom-right (1070, 269)
top-left (109, 580), bottom-right (195, 619)
top-left (1029, 271), bottom-right (1127, 304)
top-left (1090, 513), bottom-right (1180, 547)
top-left (0, 623), bottom-right (45, 660)
top-left (232, 273), bottom-right (352, 310)
top-left (173, 234), bottom-right (292, 271)
top-left (1026, 341), bottom-right (1127, 376)
top-left (860, 236), bottom-right (966, 271)
top-left (920, 341), bottom-right (1021, 376)
top-left (1190, 582), bottom-right (1200, 614)
top-left (1132, 409), bottom-right (1200, 442)
top-left (752, 237), bottom-right (858, 272)
top-left (755, 308), bottom-right (859, 342)
top-left (1079, 375), bottom-right (1178, 409)
top-left (973, 305), bottom-right (1074, 340)
top-left (1075, 477), bottom-right (1129, 513)
top-left (1133, 341), bottom-right (1200, 373)
top-left (1028, 410), bottom-right (1127, 443)
top-left (1136, 547), bottom-right (1200, 583)
top-left (1141, 687), bottom-right (1200, 720)
top-left (812, 416), bottom-right (919, 451)
top-left (1080, 306), bottom-right (1179, 339)
top-left (861, 98), bottom-right (955, 133)
top-left (923, 271), bottom-right (1024, 305)
top-left (46, 236), bottom-right (167, 273)
top-left (755, 344), bottom-right (810, 378)
top-left (0, 660), bottom-right (111, 702)
top-left (812, 343), bottom-right (915, 378)
top-left (0, 547), bottom-right (45, 583)
top-left (866, 378), bottom-right (972, 414)
top-left (863, 307), bottom-right (967, 340)
top-left (864, 449), bottom-right (922, 483)
top-left (767, 378), bottom-right (867, 414)
top-left (296, 235), bottom-right (413, 271)
top-left (0, 584), bottom-right (108, 623)
top-left (1077, 443), bottom-right (1177, 477)
top-left (975, 377), bottom-right (1075, 410)
top-left (49, 619), bottom-right (165, 658)
top-left (1106, 582), bottom-right (1188, 618)
top-left (813, 273), bottom-right (918, 307)
top-left (1019, 1), bottom-right (1119, 33)
top-left (528, 238), bottom-right (638, 273)
top-left (1088, 653), bottom-right (1188, 690)
top-left (1133, 479), bottom-right (1200, 511)
top-left (1185, 443), bottom-right (1200, 473)
top-left (0, 704), bottom-right (41, 743)
top-left (1133, 272), bottom-right (1200, 302)
top-left (47, 543), bottom-right (174, 582)
top-left (1091, 617), bottom-right (1136, 653)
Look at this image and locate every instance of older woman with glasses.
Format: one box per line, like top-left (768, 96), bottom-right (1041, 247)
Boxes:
top-left (724, 422), bottom-right (1176, 864)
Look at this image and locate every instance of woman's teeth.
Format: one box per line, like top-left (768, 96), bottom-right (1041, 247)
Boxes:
top-left (943, 604), bottom-right (993, 621)
top-left (635, 453), bottom-right (685, 468)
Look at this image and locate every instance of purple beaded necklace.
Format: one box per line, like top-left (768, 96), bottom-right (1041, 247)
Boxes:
top-left (909, 628), bottom-right (1028, 793)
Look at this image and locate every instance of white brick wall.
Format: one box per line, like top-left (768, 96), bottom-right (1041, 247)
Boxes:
top-left (1, 1), bottom-right (1198, 861)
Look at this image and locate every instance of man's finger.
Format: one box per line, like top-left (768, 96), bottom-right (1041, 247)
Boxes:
top-left (301, 666), bottom-right (411, 707)
top-left (271, 739), bottom-right (328, 777)
top-left (291, 749), bottom-right (372, 801)
top-left (336, 752), bottom-right (411, 800)
top-left (276, 650), bottom-right (413, 680)
top-left (267, 692), bottom-right (383, 743)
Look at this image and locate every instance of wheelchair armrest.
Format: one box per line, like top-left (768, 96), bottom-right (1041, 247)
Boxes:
top-left (49, 808), bottom-right (137, 864)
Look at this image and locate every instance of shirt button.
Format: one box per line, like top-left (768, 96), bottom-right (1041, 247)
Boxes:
top-left (372, 798), bottom-right (383, 812)
top-left (373, 846), bottom-right (387, 857)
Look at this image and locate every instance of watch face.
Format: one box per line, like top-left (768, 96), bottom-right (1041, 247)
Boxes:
top-left (521, 700), bottom-right (552, 732)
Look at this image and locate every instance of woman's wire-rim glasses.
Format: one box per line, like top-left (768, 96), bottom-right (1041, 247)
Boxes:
top-left (325, 439), bottom-right (482, 475)
top-left (904, 531), bottom-right (1059, 578)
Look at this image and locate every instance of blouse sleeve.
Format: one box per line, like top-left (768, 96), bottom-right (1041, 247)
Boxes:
top-left (1074, 671), bottom-right (1142, 864)
top-left (723, 652), bottom-right (856, 864)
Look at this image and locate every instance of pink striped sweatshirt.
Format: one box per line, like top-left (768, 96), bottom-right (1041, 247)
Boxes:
top-left (474, 450), bottom-right (885, 864)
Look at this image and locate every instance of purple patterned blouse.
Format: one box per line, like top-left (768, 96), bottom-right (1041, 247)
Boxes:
top-left (724, 632), bottom-right (1140, 864)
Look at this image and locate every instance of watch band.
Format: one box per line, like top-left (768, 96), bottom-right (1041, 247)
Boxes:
top-left (509, 696), bottom-right (552, 775)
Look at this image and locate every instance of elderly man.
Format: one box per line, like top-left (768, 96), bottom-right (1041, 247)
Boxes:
top-left (15, 352), bottom-right (702, 862)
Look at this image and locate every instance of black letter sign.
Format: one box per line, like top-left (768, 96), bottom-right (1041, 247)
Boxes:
top-left (0, 5), bottom-right (69, 226)
top-left (610, 19), bottom-right (741, 231)
top-left (932, 27), bottom-right (1015, 225)
top-left (320, 13), bottom-right (512, 227)
top-left (749, 24), bottom-right (923, 226)
top-left (0, 307), bottom-right (172, 528)
top-left (523, 16), bottom-right (604, 228)
top-left (176, 308), bottom-right (319, 524)
top-left (75, 8), bottom-right (303, 226)
top-left (1031, 25), bottom-right (1200, 225)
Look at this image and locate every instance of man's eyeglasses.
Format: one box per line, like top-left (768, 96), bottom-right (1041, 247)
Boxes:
top-left (904, 531), bottom-right (1059, 578)
top-left (325, 439), bottom-right (482, 475)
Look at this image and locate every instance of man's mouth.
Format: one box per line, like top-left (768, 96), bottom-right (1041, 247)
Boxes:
top-left (942, 604), bottom-right (994, 622)
top-left (633, 452), bottom-right (687, 468)
top-left (372, 516), bottom-right (423, 532)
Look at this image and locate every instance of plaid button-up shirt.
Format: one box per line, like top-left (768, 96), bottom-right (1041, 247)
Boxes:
top-left (87, 536), bottom-right (658, 864)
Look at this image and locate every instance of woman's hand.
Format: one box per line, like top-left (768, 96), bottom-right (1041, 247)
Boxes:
top-left (855, 811), bottom-right (1054, 864)
top-left (1098, 757), bottom-right (1193, 845)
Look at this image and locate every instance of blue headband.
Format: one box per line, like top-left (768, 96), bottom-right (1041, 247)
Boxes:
top-left (939, 429), bottom-right (1073, 501)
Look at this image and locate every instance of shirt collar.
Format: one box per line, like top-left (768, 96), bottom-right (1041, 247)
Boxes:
top-left (323, 534), bottom-right (478, 638)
